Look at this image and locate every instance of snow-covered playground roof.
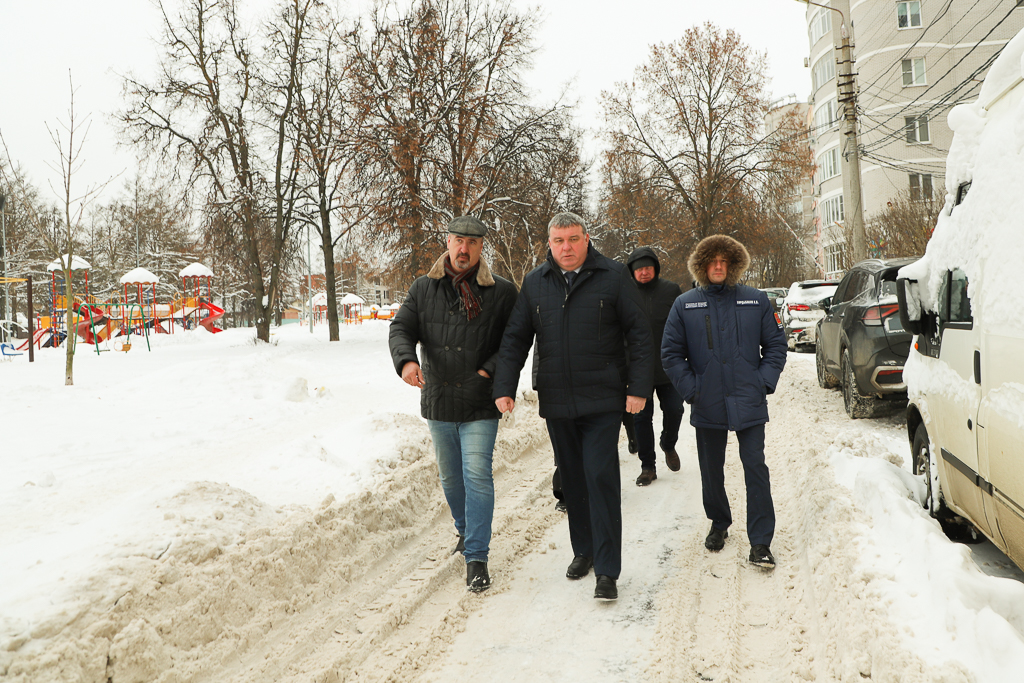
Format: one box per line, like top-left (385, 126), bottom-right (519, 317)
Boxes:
top-left (120, 267), bottom-right (160, 285)
top-left (179, 263), bottom-right (215, 278)
top-left (47, 255), bottom-right (91, 272)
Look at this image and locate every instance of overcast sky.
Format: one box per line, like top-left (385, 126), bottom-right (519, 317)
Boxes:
top-left (0, 0), bottom-right (811, 204)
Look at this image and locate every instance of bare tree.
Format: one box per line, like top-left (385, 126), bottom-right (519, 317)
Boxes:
top-left (346, 0), bottom-right (570, 283)
top-left (600, 23), bottom-right (812, 264)
top-left (122, 0), bottom-right (316, 343)
top-left (0, 75), bottom-right (113, 384)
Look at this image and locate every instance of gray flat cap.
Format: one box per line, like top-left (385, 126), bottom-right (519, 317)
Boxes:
top-left (447, 216), bottom-right (488, 237)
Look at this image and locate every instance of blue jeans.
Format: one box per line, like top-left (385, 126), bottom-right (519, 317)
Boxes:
top-left (427, 419), bottom-right (499, 563)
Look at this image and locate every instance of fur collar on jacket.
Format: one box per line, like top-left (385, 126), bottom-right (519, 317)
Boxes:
top-left (427, 253), bottom-right (496, 286)
top-left (687, 235), bottom-right (750, 288)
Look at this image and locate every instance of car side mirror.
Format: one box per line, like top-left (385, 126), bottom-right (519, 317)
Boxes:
top-left (896, 278), bottom-right (923, 336)
top-left (819, 296), bottom-right (832, 312)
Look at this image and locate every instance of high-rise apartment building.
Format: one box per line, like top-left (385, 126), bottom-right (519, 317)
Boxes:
top-left (804, 0), bottom-right (1023, 278)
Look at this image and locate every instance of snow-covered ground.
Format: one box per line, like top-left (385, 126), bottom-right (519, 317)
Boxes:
top-left (2, 324), bottom-right (1024, 682)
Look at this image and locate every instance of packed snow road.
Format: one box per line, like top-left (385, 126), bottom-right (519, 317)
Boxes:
top-left (4, 335), bottom-right (1024, 682)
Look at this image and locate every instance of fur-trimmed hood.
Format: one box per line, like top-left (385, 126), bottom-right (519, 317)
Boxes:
top-left (426, 253), bottom-right (496, 286)
top-left (687, 235), bottom-right (750, 288)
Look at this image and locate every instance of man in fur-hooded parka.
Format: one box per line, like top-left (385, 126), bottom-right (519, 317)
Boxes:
top-left (661, 234), bottom-right (787, 567)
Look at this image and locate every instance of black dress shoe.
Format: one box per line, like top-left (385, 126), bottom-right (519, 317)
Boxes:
top-left (594, 575), bottom-right (617, 600)
top-left (565, 556), bottom-right (593, 580)
top-left (705, 525), bottom-right (728, 551)
top-left (466, 561), bottom-right (491, 592)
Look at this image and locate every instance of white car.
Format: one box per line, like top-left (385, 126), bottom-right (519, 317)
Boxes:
top-left (897, 27), bottom-right (1024, 568)
top-left (781, 280), bottom-right (839, 351)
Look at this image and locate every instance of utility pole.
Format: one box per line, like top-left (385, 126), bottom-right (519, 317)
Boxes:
top-left (799, 0), bottom-right (867, 262)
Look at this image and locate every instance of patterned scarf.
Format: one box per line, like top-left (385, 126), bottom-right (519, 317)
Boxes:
top-left (444, 256), bottom-right (482, 320)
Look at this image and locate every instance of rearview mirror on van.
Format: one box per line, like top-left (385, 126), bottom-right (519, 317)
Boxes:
top-left (897, 278), bottom-right (923, 336)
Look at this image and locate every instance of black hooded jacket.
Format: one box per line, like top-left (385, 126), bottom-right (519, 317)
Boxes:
top-left (493, 243), bottom-right (654, 420)
top-left (626, 247), bottom-right (683, 386)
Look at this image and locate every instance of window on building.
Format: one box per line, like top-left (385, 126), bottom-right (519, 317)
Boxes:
top-left (904, 115), bottom-right (930, 143)
top-left (821, 194), bottom-right (845, 225)
top-left (825, 243), bottom-right (845, 277)
top-left (813, 98), bottom-right (840, 134)
top-left (902, 58), bottom-right (926, 86)
top-left (897, 1), bottom-right (922, 29)
top-left (909, 173), bottom-right (933, 201)
top-left (812, 52), bottom-right (836, 91)
top-left (809, 6), bottom-right (833, 44)
top-left (818, 147), bottom-right (840, 181)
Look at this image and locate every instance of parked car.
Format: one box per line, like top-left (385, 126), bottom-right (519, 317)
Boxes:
top-left (896, 30), bottom-right (1024, 567)
top-left (781, 280), bottom-right (838, 351)
top-left (759, 287), bottom-right (788, 313)
top-left (815, 257), bottom-right (918, 418)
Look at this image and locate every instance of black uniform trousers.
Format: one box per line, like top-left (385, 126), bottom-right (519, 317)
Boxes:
top-left (694, 423), bottom-right (775, 547)
top-left (545, 410), bottom-right (623, 579)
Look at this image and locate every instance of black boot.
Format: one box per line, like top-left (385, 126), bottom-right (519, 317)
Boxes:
top-left (466, 561), bottom-right (491, 592)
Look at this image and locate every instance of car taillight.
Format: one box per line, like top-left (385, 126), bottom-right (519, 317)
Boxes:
top-left (789, 304), bottom-right (810, 312)
top-left (862, 304), bottom-right (900, 326)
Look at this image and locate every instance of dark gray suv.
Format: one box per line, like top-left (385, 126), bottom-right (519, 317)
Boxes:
top-left (815, 257), bottom-right (919, 418)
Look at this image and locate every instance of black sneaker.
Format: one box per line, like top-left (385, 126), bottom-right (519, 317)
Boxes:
top-left (705, 526), bottom-right (728, 552)
top-left (749, 545), bottom-right (776, 569)
top-left (566, 556), bottom-right (593, 580)
top-left (594, 575), bottom-right (617, 601)
top-left (635, 468), bottom-right (657, 486)
top-left (467, 561), bottom-right (491, 592)
top-left (451, 535), bottom-right (465, 555)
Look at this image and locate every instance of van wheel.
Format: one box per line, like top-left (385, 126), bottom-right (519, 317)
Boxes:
top-left (841, 349), bottom-right (877, 419)
top-left (912, 424), bottom-right (936, 514)
top-left (816, 341), bottom-right (839, 389)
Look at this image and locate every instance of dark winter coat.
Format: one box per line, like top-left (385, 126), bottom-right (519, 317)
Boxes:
top-left (493, 243), bottom-right (654, 420)
top-left (662, 235), bottom-right (787, 431)
top-left (626, 247), bottom-right (683, 387)
top-left (389, 254), bottom-right (518, 422)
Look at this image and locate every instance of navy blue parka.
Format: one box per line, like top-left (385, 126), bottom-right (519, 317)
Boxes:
top-left (661, 284), bottom-right (787, 431)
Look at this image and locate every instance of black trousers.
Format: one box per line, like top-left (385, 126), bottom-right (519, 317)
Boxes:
top-left (694, 424), bottom-right (775, 547)
top-left (545, 411), bottom-right (623, 579)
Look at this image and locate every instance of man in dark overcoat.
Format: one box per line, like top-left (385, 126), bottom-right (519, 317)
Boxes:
top-left (389, 216), bottom-right (518, 592)
top-left (661, 235), bottom-right (787, 568)
top-left (492, 212), bottom-right (653, 601)
top-left (626, 247), bottom-right (684, 487)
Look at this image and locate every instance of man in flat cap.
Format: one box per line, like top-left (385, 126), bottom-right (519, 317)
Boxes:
top-left (389, 216), bottom-right (518, 592)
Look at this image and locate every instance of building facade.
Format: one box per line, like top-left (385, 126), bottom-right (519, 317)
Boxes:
top-left (804, 0), bottom-right (1024, 278)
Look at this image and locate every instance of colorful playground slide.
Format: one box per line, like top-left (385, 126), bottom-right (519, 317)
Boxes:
top-left (198, 301), bottom-right (224, 333)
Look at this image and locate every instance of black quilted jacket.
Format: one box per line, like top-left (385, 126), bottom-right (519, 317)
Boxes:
top-left (493, 244), bottom-right (654, 420)
top-left (389, 254), bottom-right (518, 422)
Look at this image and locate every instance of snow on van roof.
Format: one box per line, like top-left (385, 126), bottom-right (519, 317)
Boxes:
top-left (899, 25), bottom-right (1024, 333)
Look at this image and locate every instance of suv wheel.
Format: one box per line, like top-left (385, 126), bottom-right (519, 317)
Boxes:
top-left (816, 341), bottom-right (839, 389)
top-left (841, 349), bottom-right (877, 419)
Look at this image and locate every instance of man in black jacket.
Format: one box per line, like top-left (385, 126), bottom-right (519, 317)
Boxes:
top-left (493, 212), bottom-right (653, 601)
top-left (389, 216), bottom-right (518, 592)
top-left (626, 247), bottom-right (684, 487)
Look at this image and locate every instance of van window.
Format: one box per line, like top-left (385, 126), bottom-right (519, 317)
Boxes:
top-left (938, 269), bottom-right (972, 327)
top-left (949, 270), bottom-right (972, 324)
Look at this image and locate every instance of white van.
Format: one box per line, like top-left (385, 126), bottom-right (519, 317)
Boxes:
top-left (897, 29), bottom-right (1024, 566)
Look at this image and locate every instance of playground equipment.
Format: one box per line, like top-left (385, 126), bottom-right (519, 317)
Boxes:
top-left (22, 260), bottom-right (225, 353)
top-left (340, 292), bottom-right (364, 324)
